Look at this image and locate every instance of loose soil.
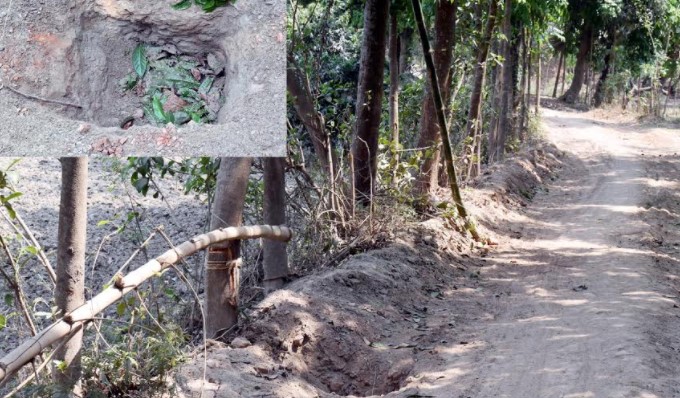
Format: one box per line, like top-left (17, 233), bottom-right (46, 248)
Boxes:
top-left (173, 107), bottom-right (680, 397)
top-left (0, 0), bottom-right (285, 156)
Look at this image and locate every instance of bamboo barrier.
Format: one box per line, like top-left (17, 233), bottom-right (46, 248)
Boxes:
top-left (0, 225), bottom-right (292, 384)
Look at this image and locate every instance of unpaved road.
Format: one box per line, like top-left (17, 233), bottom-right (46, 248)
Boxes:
top-left (398, 109), bottom-right (680, 397)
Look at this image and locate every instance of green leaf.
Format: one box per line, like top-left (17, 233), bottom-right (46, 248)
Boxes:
top-left (116, 301), bottom-right (126, 316)
top-left (132, 44), bottom-right (149, 78)
top-left (4, 294), bottom-right (13, 306)
top-left (152, 96), bottom-right (167, 123)
top-left (172, 0), bottom-right (192, 10)
top-left (133, 177), bottom-right (149, 195)
top-left (198, 77), bottom-right (214, 95)
top-left (97, 220), bottom-right (111, 227)
top-left (0, 314), bottom-right (5, 330)
top-left (24, 246), bottom-right (38, 255)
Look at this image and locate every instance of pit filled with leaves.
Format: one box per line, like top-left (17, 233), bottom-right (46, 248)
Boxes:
top-left (121, 44), bottom-right (226, 128)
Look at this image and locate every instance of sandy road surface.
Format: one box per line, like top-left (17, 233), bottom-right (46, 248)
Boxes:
top-left (399, 109), bottom-right (680, 398)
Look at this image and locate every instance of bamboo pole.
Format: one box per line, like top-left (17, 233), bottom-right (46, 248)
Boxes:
top-left (0, 225), bottom-right (292, 384)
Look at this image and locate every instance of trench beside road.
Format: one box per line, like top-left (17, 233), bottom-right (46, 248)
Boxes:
top-left (397, 108), bottom-right (680, 398)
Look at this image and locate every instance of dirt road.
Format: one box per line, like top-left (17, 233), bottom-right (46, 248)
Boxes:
top-left (398, 109), bottom-right (680, 397)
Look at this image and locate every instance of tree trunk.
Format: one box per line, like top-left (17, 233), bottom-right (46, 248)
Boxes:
top-left (518, 28), bottom-right (529, 139)
top-left (286, 56), bottom-right (335, 176)
top-left (388, 10), bottom-right (401, 185)
top-left (535, 46), bottom-right (541, 113)
top-left (414, 0), bottom-right (457, 196)
top-left (561, 25), bottom-right (593, 104)
top-left (594, 54), bottom-right (612, 108)
top-left (350, 0), bottom-right (390, 204)
top-left (412, 0), bottom-right (480, 241)
top-left (54, 157), bottom-right (88, 397)
top-left (262, 158), bottom-right (288, 293)
top-left (489, 0), bottom-right (513, 162)
top-left (464, 0), bottom-right (499, 178)
top-left (205, 157), bottom-right (252, 339)
top-left (553, 50), bottom-right (564, 98)
top-left (399, 28), bottom-right (412, 75)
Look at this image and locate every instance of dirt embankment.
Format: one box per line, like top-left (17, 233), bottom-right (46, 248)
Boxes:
top-left (173, 141), bottom-right (567, 398)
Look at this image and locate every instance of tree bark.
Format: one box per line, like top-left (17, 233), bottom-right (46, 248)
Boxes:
top-left (561, 25), bottom-right (593, 104)
top-left (388, 10), bottom-right (401, 185)
top-left (350, 0), bottom-right (390, 204)
top-left (414, 0), bottom-right (457, 196)
top-left (489, 0), bottom-right (513, 162)
top-left (464, 0), bottom-right (499, 178)
top-left (286, 55), bottom-right (336, 176)
top-left (535, 45), bottom-right (541, 113)
top-left (553, 50), bottom-right (564, 98)
top-left (262, 158), bottom-right (288, 292)
top-left (593, 31), bottom-right (617, 108)
top-left (205, 157), bottom-right (252, 339)
top-left (398, 28), bottom-right (412, 74)
top-left (54, 157), bottom-right (88, 397)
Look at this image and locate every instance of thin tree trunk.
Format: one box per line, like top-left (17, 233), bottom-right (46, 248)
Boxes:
top-left (535, 45), bottom-right (541, 113)
top-left (412, 0), bottom-right (480, 241)
top-left (54, 157), bottom-right (88, 397)
top-left (464, 0), bottom-right (499, 178)
top-left (414, 0), bottom-right (457, 196)
top-left (262, 158), bottom-right (288, 292)
top-left (561, 53), bottom-right (567, 95)
top-left (286, 56), bottom-right (335, 176)
top-left (399, 28), bottom-right (412, 74)
top-left (553, 51), bottom-right (564, 98)
top-left (388, 10), bottom-right (401, 186)
top-left (561, 24), bottom-right (593, 103)
top-left (205, 157), bottom-right (252, 339)
top-left (490, 0), bottom-right (513, 162)
top-left (519, 28), bottom-right (529, 138)
top-left (351, 0), bottom-right (390, 204)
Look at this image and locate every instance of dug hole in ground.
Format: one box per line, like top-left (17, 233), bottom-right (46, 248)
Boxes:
top-left (0, 0), bottom-right (284, 156)
top-left (174, 106), bottom-right (680, 397)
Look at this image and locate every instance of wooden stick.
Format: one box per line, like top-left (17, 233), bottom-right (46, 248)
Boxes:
top-left (0, 225), bottom-right (292, 384)
top-left (0, 84), bottom-right (83, 109)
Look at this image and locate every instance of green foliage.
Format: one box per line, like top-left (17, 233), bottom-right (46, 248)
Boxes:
top-left (0, 160), bottom-right (22, 219)
top-left (80, 296), bottom-right (187, 397)
top-left (122, 46), bottom-right (223, 126)
top-left (126, 157), bottom-right (221, 199)
top-left (172, 0), bottom-right (234, 12)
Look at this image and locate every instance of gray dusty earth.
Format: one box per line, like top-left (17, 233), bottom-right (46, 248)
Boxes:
top-left (0, 0), bottom-right (285, 156)
top-left (171, 107), bottom-right (680, 398)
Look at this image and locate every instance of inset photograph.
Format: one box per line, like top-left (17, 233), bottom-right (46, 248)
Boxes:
top-left (0, 0), bottom-right (285, 156)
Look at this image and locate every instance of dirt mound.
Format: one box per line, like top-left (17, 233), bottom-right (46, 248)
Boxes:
top-left (173, 141), bottom-right (566, 398)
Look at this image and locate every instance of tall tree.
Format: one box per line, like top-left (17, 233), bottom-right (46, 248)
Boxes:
top-left (388, 8), bottom-right (401, 184)
top-left (489, 0), bottom-right (513, 162)
top-left (553, 50), bottom-right (564, 98)
top-left (350, 0), bottom-right (390, 204)
top-left (464, 0), bottom-right (499, 178)
top-left (561, 23), bottom-right (593, 103)
top-left (204, 157), bottom-right (252, 338)
top-left (262, 158), bottom-right (289, 292)
top-left (54, 157), bottom-right (88, 397)
top-left (414, 0), bottom-right (457, 196)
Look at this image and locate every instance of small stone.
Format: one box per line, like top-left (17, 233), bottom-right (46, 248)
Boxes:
top-left (231, 337), bottom-right (251, 349)
top-left (77, 123), bottom-right (91, 134)
top-left (132, 108), bottom-right (144, 119)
